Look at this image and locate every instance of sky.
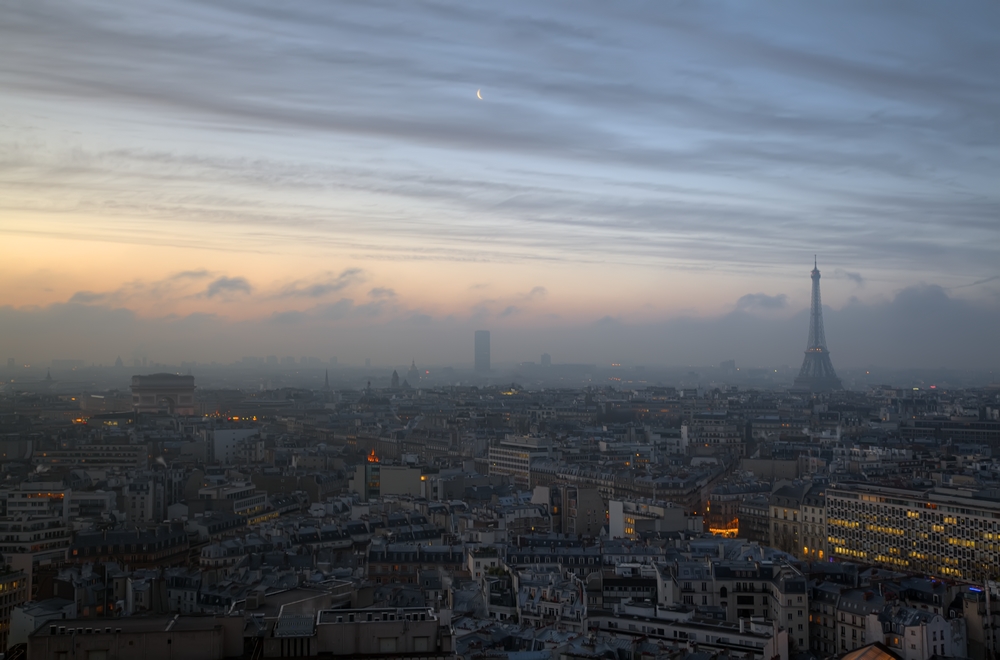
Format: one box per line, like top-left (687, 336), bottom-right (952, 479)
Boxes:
top-left (1, 1), bottom-right (999, 369)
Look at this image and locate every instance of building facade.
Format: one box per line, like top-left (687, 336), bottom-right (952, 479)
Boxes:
top-left (827, 483), bottom-right (1000, 580)
top-left (131, 373), bottom-right (196, 416)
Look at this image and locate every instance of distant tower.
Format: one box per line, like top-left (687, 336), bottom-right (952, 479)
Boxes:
top-left (475, 331), bottom-right (491, 372)
top-left (794, 257), bottom-right (842, 392)
top-left (540, 353), bottom-right (551, 367)
top-left (391, 370), bottom-right (400, 388)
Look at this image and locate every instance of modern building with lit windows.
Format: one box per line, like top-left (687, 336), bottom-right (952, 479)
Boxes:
top-left (826, 482), bottom-right (1000, 580)
top-left (488, 436), bottom-right (552, 488)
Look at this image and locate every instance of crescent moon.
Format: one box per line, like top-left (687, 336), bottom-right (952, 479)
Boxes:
top-left (476, 89), bottom-right (482, 100)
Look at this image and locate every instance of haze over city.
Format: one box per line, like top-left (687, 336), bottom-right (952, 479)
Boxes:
top-left (7, 6), bottom-right (1000, 660)
top-left (2, 1), bottom-right (999, 371)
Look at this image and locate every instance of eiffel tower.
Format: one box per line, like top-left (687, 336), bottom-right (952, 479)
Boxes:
top-left (793, 257), bottom-right (842, 392)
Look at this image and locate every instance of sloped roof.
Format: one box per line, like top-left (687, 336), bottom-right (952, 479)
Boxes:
top-left (840, 641), bottom-right (903, 660)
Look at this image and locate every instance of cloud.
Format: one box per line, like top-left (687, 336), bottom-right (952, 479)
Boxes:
top-left (368, 287), bottom-right (396, 299)
top-left (269, 309), bottom-right (308, 324)
top-left (275, 269), bottom-right (365, 299)
top-left (66, 270), bottom-right (220, 306)
top-left (204, 276), bottom-right (252, 298)
top-left (525, 286), bottom-right (547, 300)
top-left (0, 1), bottom-right (997, 282)
top-left (69, 291), bottom-right (107, 304)
top-left (313, 299), bottom-right (356, 321)
top-left (1, 282), bottom-right (999, 371)
top-left (499, 305), bottom-right (520, 318)
top-left (950, 275), bottom-right (1000, 290)
top-left (170, 269), bottom-right (211, 280)
top-left (736, 293), bottom-right (788, 310)
top-left (834, 269), bottom-right (865, 286)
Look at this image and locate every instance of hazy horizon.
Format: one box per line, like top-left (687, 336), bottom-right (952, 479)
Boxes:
top-left (2, 2), bottom-right (998, 371)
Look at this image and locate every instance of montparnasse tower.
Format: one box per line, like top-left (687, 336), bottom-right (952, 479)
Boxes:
top-left (793, 257), bottom-right (842, 392)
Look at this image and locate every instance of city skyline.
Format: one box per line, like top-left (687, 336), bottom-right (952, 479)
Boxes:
top-left (2, 2), bottom-right (999, 369)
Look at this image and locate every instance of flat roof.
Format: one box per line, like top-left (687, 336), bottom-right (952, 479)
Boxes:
top-left (30, 616), bottom-right (233, 636)
top-left (273, 615), bottom-right (315, 638)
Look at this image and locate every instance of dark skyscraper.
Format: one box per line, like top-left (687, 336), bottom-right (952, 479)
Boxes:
top-left (794, 258), bottom-right (842, 392)
top-left (475, 330), bottom-right (491, 372)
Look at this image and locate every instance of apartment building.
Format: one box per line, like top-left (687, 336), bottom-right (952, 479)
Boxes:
top-left (69, 523), bottom-right (189, 568)
top-left (588, 602), bottom-right (788, 660)
top-left (0, 483), bottom-right (70, 521)
top-left (769, 481), bottom-right (826, 561)
top-left (196, 482), bottom-right (268, 522)
top-left (0, 569), bottom-right (28, 650)
top-left (532, 484), bottom-right (605, 537)
top-left (262, 607), bottom-right (453, 659)
top-left (664, 559), bottom-right (809, 651)
top-left (515, 567), bottom-right (586, 633)
top-left (865, 604), bottom-right (967, 660)
top-left (826, 482), bottom-right (1000, 580)
top-left (0, 517), bottom-right (71, 597)
top-left (367, 542), bottom-right (466, 585)
top-left (31, 445), bottom-right (147, 470)
top-left (688, 412), bottom-right (746, 457)
top-left (488, 436), bottom-right (553, 488)
top-left (801, 486), bottom-right (828, 562)
top-left (738, 495), bottom-right (771, 544)
top-left (608, 498), bottom-right (702, 539)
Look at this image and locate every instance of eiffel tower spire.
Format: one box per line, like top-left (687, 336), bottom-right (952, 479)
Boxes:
top-left (794, 257), bottom-right (842, 392)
